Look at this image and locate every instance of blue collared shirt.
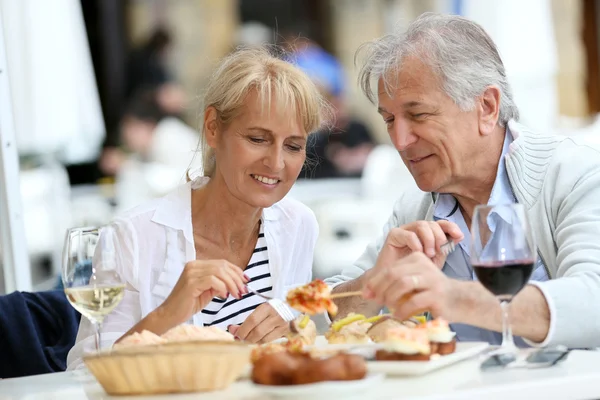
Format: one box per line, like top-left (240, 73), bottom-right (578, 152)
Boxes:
top-left (433, 128), bottom-right (549, 346)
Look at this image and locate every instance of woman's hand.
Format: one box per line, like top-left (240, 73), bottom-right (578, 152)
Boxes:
top-left (228, 303), bottom-right (290, 343)
top-left (157, 260), bottom-right (249, 327)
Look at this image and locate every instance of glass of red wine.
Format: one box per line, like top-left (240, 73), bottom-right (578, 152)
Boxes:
top-left (470, 203), bottom-right (536, 357)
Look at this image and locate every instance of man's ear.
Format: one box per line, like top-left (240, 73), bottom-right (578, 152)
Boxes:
top-left (204, 106), bottom-right (219, 148)
top-left (478, 86), bottom-right (501, 136)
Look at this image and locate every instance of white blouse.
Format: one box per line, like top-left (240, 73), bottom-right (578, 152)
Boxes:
top-left (67, 177), bottom-right (318, 369)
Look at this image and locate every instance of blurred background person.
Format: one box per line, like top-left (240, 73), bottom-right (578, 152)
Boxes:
top-left (281, 26), bottom-right (376, 179)
top-left (125, 27), bottom-right (186, 118)
top-left (112, 89), bottom-right (200, 213)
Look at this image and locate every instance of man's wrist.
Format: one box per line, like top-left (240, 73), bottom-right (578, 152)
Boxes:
top-left (447, 280), bottom-right (482, 324)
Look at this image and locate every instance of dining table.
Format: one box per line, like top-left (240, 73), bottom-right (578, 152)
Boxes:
top-left (1, 348), bottom-right (599, 400)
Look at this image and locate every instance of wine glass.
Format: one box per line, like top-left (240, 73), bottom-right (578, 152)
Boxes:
top-left (62, 226), bottom-right (125, 351)
top-left (470, 204), bottom-right (536, 359)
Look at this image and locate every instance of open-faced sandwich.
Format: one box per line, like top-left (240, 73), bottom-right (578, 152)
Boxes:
top-left (288, 314), bottom-right (317, 345)
top-left (417, 318), bottom-right (457, 355)
top-left (325, 313), bottom-right (382, 344)
top-left (367, 316), bottom-right (421, 342)
top-left (375, 325), bottom-right (432, 361)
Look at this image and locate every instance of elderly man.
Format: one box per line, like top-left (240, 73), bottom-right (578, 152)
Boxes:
top-left (325, 13), bottom-right (600, 349)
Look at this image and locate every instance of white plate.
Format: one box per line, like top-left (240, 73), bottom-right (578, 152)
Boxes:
top-left (367, 341), bottom-right (489, 376)
top-left (251, 373), bottom-right (385, 398)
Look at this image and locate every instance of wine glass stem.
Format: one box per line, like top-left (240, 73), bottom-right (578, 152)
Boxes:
top-left (499, 300), bottom-right (516, 351)
top-left (94, 321), bottom-right (102, 351)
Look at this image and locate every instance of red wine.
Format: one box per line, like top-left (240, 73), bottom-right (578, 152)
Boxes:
top-left (473, 261), bottom-right (534, 297)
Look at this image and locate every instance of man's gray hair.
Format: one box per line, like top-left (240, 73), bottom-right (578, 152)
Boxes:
top-left (357, 13), bottom-right (519, 126)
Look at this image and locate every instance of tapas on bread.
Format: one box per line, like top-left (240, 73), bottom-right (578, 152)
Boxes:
top-left (288, 314), bottom-right (317, 345)
top-left (325, 313), bottom-right (380, 344)
top-left (374, 319), bottom-right (457, 361)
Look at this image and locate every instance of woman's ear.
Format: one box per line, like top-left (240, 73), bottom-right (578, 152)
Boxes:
top-left (204, 106), bottom-right (219, 148)
top-left (478, 85), bottom-right (501, 136)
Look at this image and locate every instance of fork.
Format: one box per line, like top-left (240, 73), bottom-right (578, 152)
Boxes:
top-left (246, 287), bottom-right (296, 321)
top-left (247, 287), bottom-right (272, 301)
top-left (440, 236), bottom-right (457, 256)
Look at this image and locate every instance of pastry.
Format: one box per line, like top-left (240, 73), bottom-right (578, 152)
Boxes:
top-left (286, 280), bottom-right (338, 316)
top-left (375, 326), bottom-right (431, 361)
top-left (161, 324), bottom-right (235, 342)
top-left (113, 330), bottom-right (166, 349)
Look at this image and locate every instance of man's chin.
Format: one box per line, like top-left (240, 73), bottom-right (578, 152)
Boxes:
top-left (414, 178), bottom-right (443, 193)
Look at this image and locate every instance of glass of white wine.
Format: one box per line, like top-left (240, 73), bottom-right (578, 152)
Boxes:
top-left (62, 226), bottom-right (125, 351)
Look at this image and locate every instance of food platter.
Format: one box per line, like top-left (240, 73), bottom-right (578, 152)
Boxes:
top-left (366, 341), bottom-right (489, 376)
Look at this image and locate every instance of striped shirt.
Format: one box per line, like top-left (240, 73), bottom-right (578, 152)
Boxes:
top-left (201, 221), bottom-right (273, 329)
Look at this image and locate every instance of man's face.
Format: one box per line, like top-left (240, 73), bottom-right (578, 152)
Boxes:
top-left (377, 57), bottom-right (483, 193)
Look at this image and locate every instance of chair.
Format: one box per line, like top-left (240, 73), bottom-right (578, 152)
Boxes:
top-left (0, 290), bottom-right (81, 378)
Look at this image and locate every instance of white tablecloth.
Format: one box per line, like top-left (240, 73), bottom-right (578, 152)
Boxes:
top-left (1, 350), bottom-right (599, 399)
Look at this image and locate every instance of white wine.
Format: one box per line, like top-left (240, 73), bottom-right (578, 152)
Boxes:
top-left (65, 284), bottom-right (125, 323)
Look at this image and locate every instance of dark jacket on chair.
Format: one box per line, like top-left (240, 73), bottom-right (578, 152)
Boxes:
top-left (0, 290), bottom-right (81, 378)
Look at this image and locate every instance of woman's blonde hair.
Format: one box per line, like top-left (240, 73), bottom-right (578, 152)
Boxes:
top-left (197, 46), bottom-right (331, 177)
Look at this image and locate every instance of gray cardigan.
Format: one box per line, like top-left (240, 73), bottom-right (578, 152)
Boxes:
top-left (326, 120), bottom-right (600, 348)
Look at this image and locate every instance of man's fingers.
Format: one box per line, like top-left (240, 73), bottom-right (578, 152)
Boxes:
top-left (414, 222), bottom-right (436, 258)
top-left (437, 220), bottom-right (464, 242)
top-left (364, 268), bottom-right (398, 304)
top-left (429, 221), bottom-right (450, 253)
top-left (392, 290), bottom-right (437, 320)
top-left (386, 228), bottom-right (424, 253)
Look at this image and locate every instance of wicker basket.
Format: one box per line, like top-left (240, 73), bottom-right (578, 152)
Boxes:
top-left (84, 341), bottom-right (252, 395)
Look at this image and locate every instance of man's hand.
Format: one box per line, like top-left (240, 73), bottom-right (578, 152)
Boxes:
top-left (375, 220), bottom-right (463, 271)
top-left (228, 303), bottom-right (290, 343)
top-left (363, 252), bottom-right (467, 321)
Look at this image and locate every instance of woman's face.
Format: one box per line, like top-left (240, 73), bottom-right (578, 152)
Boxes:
top-left (205, 91), bottom-right (308, 208)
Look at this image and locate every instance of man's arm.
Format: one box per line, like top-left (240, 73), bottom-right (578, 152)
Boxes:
top-left (330, 273), bottom-right (382, 320)
top-left (454, 282), bottom-right (550, 343)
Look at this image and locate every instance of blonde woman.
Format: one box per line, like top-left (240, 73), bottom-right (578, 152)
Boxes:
top-left (67, 47), bottom-right (329, 369)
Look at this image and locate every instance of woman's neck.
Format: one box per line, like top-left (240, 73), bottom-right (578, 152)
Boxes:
top-left (191, 175), bottom-right (262, 250)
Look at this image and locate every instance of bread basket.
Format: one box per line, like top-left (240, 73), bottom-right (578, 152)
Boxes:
top-left (83, 340), bottom-right (252, 395)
